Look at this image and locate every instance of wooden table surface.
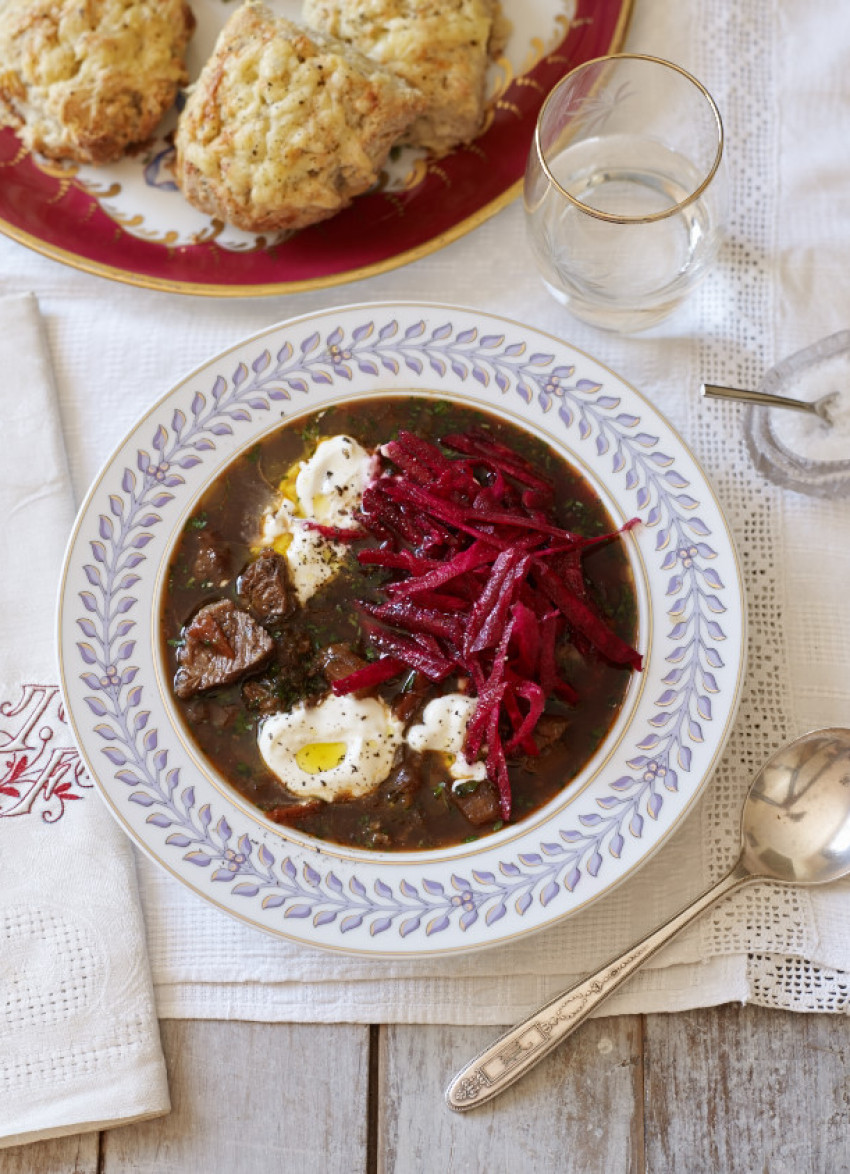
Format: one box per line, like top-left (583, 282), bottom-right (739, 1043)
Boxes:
top-left (3, 1005), bottom-right (849, 1172)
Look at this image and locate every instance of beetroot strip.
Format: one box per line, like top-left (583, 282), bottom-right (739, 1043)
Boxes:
top-left (468, 552), bottom-right (531, 655)
top-left (505, 682), bottom-right (546, 753)
top-left (364, 600), bottom-right (465, 644)
top-left (301, 521), bottom-right (369, 542)
top-left (385, 540), bottom-right (498, 597)
top-left (485, 701), bottom-right (512, 821)
top-left (463, 547), bottom-right (524, 656)
top-left (441, 430), bottom-right (554, 492)
top-left (331, 656), bottom-right (405, 696)
top-left (536, 563), bottom-right (643, 670)
top-left (357, 548), bottom-right (438, 573)
top-left (510, 600), bottom-right (541, 679)
top-left (367, 628), bottom-right (456, 681)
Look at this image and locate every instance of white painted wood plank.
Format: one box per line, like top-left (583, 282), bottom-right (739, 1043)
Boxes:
top-left (102, 1020), bottom-right (370, 1174)
top-left (378, 1018), bottom-right (643, 1173)
top-left (644, 1005), bottom-right (850, 1173)
top-left (0, 1133), bottom-right (98, 1174)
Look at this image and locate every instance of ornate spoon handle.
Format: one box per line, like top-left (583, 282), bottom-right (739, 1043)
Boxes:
top-left (445, 861), bottom-right (753, 1112)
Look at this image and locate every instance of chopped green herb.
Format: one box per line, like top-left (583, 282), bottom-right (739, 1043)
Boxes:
top-left (233, 711), bottom-right (254, 735)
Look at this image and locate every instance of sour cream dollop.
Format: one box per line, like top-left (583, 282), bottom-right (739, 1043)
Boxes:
top-left (260, 435), bottom-right (373, 604)
top-left (406, 693), bottom-right (487, 785)
top-left (258, 694), bottom-right (404, 801)
top-left (295, 434), bottom-right (372, 524)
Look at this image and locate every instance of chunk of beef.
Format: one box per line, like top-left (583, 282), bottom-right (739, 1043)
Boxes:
top-left (275, 628), bottom-right (318, 688)
top-left (520, 714), bottom-right (571, 775)
top-left (191, 530), bottom-right (231, 585)
top-left (174, 599), bottom-right (273, 699)
top-left (207, 700), bottom-right (241, 731)
top-left (534, 714), bottom-right (568, 752)
top-left (451, 777), bottom-right (501, 826)
top-left (238, 548), bottom-right (292, 625)
top-left (241, 679), bottom-right (283, 716)
top-left (381, 761), bottom-right (421, 808)
top-left (392, 671), bottom-right (431, 723)
top-left (318, 642), bottom-right (368, 683)
top-left (265, 799), bottom-right (323, 827)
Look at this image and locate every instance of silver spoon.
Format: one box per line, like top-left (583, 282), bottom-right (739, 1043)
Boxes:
top-left (701, 382), bottom-right (839, 424)
top-left (446, 727), bottom-right (850, 1112)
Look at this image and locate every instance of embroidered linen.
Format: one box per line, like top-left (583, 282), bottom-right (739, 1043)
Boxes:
top-left (0, 294), bottom-right (170, 1149)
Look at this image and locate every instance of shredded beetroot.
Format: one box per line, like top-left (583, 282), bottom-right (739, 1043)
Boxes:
top-left (329, 429), bottom-right (643, 820)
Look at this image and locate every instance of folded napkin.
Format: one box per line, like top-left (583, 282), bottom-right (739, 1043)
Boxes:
top-left (0, 294), bottom-right (169, 1149)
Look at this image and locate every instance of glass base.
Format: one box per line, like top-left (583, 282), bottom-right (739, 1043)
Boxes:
top-left (542, 279), bottom-right (685, 334)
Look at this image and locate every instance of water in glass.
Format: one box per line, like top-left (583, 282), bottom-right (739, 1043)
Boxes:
top-left (527, 133), bottom-right (721, 332)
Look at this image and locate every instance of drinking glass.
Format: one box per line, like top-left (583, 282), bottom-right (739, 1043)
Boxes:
top-left (524, 54), bottom-right (726, 333)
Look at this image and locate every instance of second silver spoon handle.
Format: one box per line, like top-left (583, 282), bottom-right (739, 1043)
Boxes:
top-left (445, 859), bottom-right (755, 1112)
top-left (700, 382), bottom-right (820, 415)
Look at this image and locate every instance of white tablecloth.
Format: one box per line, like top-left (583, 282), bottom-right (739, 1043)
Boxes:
top-left (2, 0), bottom-right (848, 1023)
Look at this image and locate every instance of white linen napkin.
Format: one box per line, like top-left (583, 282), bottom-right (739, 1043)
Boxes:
top-left (0, 294), bottom-right (169, 1149)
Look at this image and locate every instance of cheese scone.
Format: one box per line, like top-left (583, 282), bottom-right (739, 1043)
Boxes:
top-left (173, 2), bottom-right (426, 234)
top-left (302, 0), bottom-right (504, 156)
top-left (0, 0), bottom-right (194, 165)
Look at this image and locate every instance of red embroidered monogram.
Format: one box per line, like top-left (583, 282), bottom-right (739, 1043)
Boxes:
top-left (0, 685), bottom-right (90, 822)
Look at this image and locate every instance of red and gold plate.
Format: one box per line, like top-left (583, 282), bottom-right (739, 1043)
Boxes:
top-left (0, 0), bottom-right (632, 296)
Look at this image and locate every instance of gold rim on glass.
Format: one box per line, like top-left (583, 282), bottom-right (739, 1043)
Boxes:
top-left (534, 52), bottom-right (725, 226)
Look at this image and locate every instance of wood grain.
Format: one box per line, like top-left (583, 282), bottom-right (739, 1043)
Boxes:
top-left (100, 1020), bottom-right (370, 1174)
top-left (644, 1005), bottom-right (850, 1174)
top-left (0, 1133), bottom-right (98, 1174)
top-left (377, 1017), bottom-right (644, 1174)
top-left (5, 1006), bottom-right (850, 1172)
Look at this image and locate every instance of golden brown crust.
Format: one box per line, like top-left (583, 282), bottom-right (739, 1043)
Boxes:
top-left (173, 2), bottom-right (426, 234)
top-left (0, 0), bottom-right (195, 165)
top-left (302, 0), bottom-right (504, 156)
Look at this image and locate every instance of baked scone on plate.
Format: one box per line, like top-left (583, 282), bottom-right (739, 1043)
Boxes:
top-left (302, 0), bottom-right (506, 156)
top-left (0, 0), bottom-right (194, 165)
top-left (173, 1), bottom-right (426, 234)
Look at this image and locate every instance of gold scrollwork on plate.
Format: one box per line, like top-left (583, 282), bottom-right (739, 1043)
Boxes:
top-left (78, 178), bottom-right (122, 199)
top-left (0, 141), bottom-right (28, 168)
top-left (31, 155), bottom-right (79, 181)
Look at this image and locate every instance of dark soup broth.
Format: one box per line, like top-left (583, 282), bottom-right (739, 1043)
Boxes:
top-left (161, 396), bottom-right (641, 851)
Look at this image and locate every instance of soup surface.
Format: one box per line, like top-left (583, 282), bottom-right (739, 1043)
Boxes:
top-left (161, 396), bottom-right (640, 851)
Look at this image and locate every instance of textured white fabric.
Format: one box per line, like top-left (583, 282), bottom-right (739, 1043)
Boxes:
top-left (0, 0), bottom-right (848, 1027)
top-left (0, 295), bottom-right (170, 1148)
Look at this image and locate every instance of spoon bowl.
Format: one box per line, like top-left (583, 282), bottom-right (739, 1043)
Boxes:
top-left (742, 727), bottom-right (850, 884)
top-left (447, 727), bottom-right (850, 1111)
